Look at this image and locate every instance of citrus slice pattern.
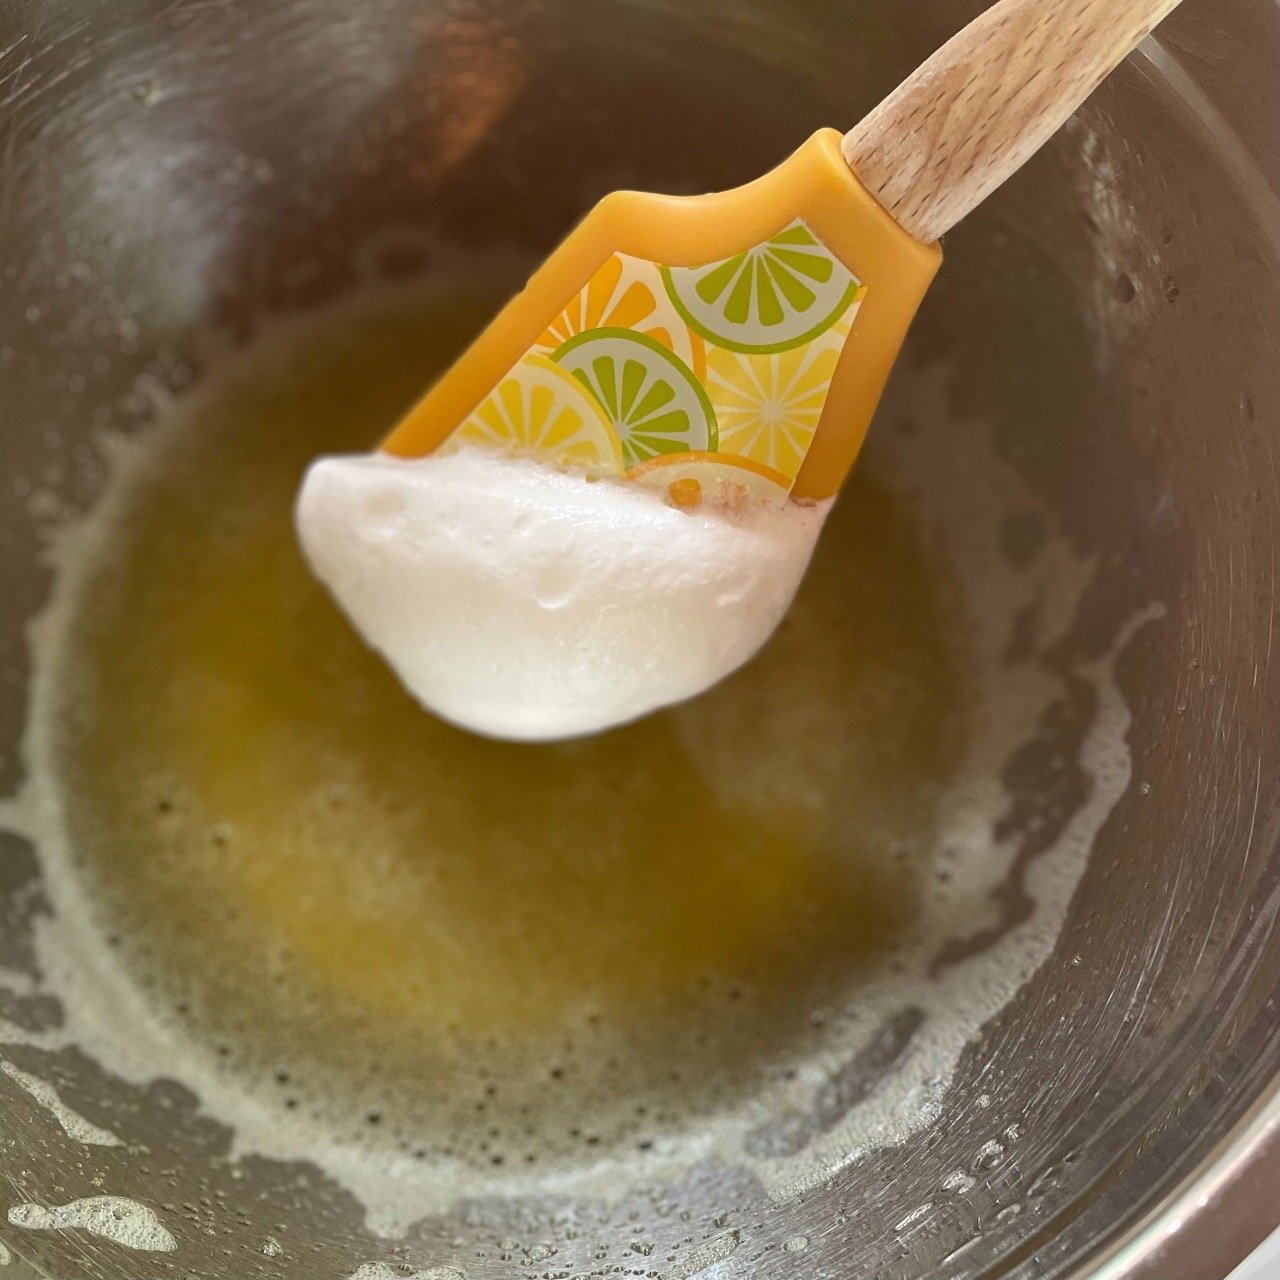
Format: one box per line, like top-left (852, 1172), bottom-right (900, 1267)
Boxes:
top-left (553, 328), bottom-right (717, 467)
top-left (443, 353), bottom-right (624, 475)
top-left (661, 220), bottom-right (859, 354)
top-left (532, 253), bottom-right (706, 379)
top-left (629, 451), bottom-right (791, 508)
top-left (704, 341), bottom-right (842, 480)
top-left (438, 221), bottom-right (862, 492)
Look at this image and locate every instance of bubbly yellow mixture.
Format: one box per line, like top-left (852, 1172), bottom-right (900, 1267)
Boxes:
top-left (50, 285), bottom-right (968, 1170)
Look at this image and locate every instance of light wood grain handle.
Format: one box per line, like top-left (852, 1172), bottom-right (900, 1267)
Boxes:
top-left (842, 0), bottom-right (1182, 242)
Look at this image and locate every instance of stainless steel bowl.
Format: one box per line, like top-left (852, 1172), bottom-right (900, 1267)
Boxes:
top-left (1, 1), bottom-right (1277, 1277)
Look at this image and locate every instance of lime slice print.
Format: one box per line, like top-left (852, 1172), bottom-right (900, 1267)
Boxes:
top-left (552, 328), bottom-right (717, 468)
top-left (662, 220), bottom-right (858, 354)
top-left (443, 352), bottom-right (624, 475)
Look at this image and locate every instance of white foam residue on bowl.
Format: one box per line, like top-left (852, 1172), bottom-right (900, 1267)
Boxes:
top-left (0, 1060), bottom-right (123, 1147)
top-left (0, 272), bottom-right (1163, 1238)
top-left (7, 1197), bottom-right (176, 1252)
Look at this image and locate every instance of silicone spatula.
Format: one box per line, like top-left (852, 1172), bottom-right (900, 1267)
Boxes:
top-left (381, 0), bottom-right (1182, 506)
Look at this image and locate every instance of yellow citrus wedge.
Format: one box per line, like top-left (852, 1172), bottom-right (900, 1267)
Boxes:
top-left (443, 352), bottom-right (624, 475)
top-left (703, 341), bottom-right (843, 482)
top-left (534, 253), bottom-right (707, 379)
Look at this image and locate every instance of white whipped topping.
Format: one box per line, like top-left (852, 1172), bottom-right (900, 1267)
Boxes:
top-left (295, 449), bottom-right (829, 740)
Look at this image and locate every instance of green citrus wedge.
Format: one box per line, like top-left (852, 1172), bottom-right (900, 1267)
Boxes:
top-left (552, 328), bottom-right (717, 468)
top-left (661, 220), bottom-right (858, 354)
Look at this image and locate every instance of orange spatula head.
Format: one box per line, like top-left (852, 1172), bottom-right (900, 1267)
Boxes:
top-left (381, 130), bottom-right (940, 502)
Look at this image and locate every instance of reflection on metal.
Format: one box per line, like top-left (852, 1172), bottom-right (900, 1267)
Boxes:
top-left (0, 0), bottom-right (1275, 1276)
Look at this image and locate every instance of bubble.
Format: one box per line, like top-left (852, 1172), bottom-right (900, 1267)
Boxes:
top-left (973, 1139), bottom-right (1006, 1171)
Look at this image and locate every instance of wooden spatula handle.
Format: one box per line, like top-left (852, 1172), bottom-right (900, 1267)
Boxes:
top-left (842, 0), bottom-right (1181, 243)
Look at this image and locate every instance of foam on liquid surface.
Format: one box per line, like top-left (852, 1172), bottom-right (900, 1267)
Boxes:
top-left (1, 268), bottom-right (1145, 1234)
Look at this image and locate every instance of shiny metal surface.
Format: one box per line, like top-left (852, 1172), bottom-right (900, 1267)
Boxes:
top-left (0, 0), bottom-right (1277, 1277)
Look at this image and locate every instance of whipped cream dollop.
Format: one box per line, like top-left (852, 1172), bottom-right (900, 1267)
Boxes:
top-left (295, 449), bottom-right (830, 740)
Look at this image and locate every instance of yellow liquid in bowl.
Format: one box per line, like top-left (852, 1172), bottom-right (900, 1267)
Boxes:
top-left (50, 283), bottom-right (968, 1170)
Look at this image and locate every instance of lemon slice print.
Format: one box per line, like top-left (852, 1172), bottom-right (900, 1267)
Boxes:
top-left (553, 328), bottom-right (717, 467)
top-left (629, 451), bottom-right (791, 507)
top-left (533, 253), bottom-right (707, 378)
top-left (444, 352), bottom-right (625, 475)
top-left (704, 341), bottom-right (842, 481)
top-left (662, 220), bottom-right (859, 354)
